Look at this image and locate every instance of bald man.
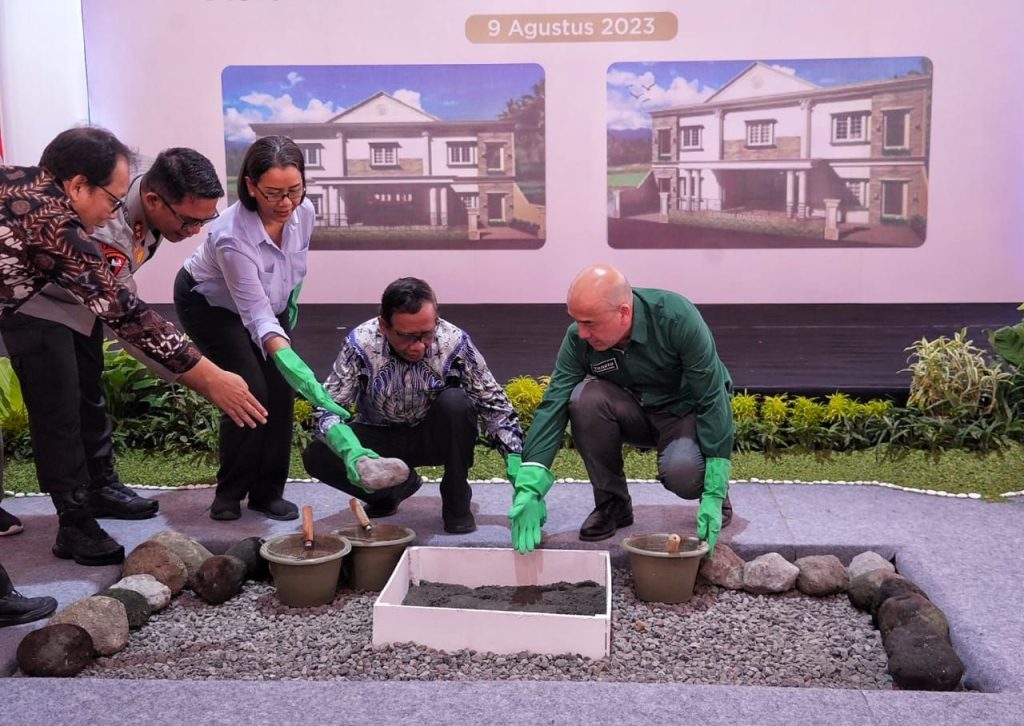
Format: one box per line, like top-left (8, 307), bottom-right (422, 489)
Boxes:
top-left (507, 264), bottom-right (735, 555)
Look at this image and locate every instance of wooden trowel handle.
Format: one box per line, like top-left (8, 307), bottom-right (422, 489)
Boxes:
top-left (349, 498), bottom-right (372, 530)
top-left (301, 505), bottom-right (315, 548)
top-left (666, 534), bottom-right (681, 554)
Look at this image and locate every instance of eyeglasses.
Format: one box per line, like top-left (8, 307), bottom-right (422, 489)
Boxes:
top-left (254, 185), bottom-right (305, 204)
top-left (95, 184), bottom-right (126, 214)
top-left (392, 326), bottom-right (437, 345)
top-left (154, 191), bottom-right (220, 231)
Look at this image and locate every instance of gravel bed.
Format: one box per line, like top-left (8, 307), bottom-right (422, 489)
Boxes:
top-left (78, 568), bottom-right (892, 689)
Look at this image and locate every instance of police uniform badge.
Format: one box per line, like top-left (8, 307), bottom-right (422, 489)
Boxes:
top-left (99, 243), bottom-right (130, 278)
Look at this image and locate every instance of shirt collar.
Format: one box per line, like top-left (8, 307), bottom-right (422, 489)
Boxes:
top-left (627, 291), bottom-right (648, 346)
top-left (121, 176), bottom-right (156, 242)
top-left (241, 205), bottom-right (297, 249)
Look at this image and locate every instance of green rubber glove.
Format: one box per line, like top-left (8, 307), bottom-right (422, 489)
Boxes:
top-left (272, 347), bottom-right (349, 419)
top-left (286, 283), bottom-right (302, 330)
top-left (508, 462), bottom-right (554, 554)
top-left (324, 422), bottom-right (377, 492)
top-left (505, 453), bottom-right (522, 482)
top-left (696, 457), bottom-right (732, 557)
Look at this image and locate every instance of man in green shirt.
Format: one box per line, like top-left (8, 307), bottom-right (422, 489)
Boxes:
top-left (507, 264), bottom-right (735, 555)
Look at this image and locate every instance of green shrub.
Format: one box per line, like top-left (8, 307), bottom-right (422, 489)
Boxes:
top-left (903, 328), bottom-right (1010, 418)
top-left (504, 375), bottom-right (549, 430)
top-left (0, 358), bottom-right (31, 458)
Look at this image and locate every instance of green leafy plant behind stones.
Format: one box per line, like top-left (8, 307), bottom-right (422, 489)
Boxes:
top-left (903, 328), bottom-right (1010, 418)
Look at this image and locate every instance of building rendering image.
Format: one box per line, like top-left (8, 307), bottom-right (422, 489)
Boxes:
top-left (607, 58), bottom-right (932, 248)
top-left (224, 65), bottom-right (546, 250)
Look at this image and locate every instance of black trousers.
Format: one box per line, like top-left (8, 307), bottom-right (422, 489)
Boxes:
top-left (302, 387), bottom-right (478, 518)
top-left (0, 313), bottom-right (118, 494)
top-left (568, 378), bottom-right (705, 508)
top-left (174, 268), bottom-right (295, 505)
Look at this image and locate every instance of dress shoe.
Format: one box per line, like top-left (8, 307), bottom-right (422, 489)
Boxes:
top-left (88, 481), bottom-right (159, 520)
top-left (364, 471), bottom-right (423, 518)
top-left (248, 497), bottom-right (299, 521)
top-left (0, 507), bottom-right (23, 537)
top-left (210, 497), bottom-right (242, 521)
top-left (443, 511), bottom-right (477, 535)
top-left (50, 489), bottom-right (125, 566)
top-left (0, 563), bottom-right (57, 627)
top-left (578, 498), bottom-right (634, 542)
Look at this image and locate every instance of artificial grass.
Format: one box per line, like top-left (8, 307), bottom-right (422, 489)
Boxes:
top-left (3, 444), bottom-right (1022, 500)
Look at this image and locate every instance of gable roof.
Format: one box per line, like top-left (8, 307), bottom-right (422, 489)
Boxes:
top-left (705, 61), bottom-right (820, 103)
top-left (327, 91), bottom-right (440, 124)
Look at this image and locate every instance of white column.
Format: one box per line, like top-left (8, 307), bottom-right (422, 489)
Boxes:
top-left (797, 171), bottom-right (808, 218)
top-left (429, 187), bottom-right (438, 226)
top-left (695, 172), bottom-right (703, 212)
top-left (439, 186), bottom-right (448, 226)
top-left (786, 170), bottom-right (795, 217)
top-left (336, 188), bottom-right (348, 227)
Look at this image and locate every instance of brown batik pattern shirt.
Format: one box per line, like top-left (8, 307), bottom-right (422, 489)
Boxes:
top-left (0, 165), bottom-right (200, 374)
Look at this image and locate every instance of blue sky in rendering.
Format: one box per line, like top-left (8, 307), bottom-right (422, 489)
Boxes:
top-left (223, 64), bottom-right (544, 141)
top-left (607, 56), bottom-right (930, 130)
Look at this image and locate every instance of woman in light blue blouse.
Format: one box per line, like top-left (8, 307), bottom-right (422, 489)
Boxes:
top-left (174, 135), bottom-right (351, 521)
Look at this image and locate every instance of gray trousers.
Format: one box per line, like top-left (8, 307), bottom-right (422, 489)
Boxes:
top-left (568, 378), bottom-right (705, 508)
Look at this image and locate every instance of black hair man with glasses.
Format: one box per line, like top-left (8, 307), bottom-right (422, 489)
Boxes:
top-left (1, 148), bottom-right (225, 526)
top-left (302, 277), bottom-right (525, 535)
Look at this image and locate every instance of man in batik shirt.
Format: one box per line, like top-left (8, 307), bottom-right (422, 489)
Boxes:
top-left (303, 277), bottom-right (522, 534)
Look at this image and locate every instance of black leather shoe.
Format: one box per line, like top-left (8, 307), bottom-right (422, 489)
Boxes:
top-left (210, 497), bottom-right (241, 521)
top-left (443, 511), bottom-right (477, 535)
top-left (721, 494), bottom-right (734, 528)
top-left (52, 511), bottom-right (125, 566)
top-left (88, 482), bottom-right (159, 520)
top-left (364, 471), bottom-right (423, 519)
top-left (579, 499), bottom-right (634, 542)
top-left (0, 590), bottom-right (58, 627)
top-left (248, 497), bottom-right (299, 521)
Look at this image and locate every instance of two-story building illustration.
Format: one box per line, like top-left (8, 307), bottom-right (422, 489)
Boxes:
top-left (250, 91), bottom-right (543, 241)
top-left (614, 62), bottom-right (931, 242)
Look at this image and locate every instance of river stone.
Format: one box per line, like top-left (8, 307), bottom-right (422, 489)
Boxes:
top-left (885, 623), bottom-right (964, 691)
top-left (356, 456), bottom-right (410, 490)
top-left (97, 587), bottom-right (151, 629)
top-left (148, 531), bottom-right (213, 583)
top-left (848, 568), bottom-right (898, 612)
top-left (110, 574), bottom-right (172, 612)
top-left (742, 552), bottom-right (799, 594)
top-left (794, 554), bottom-right (850, 596)
top-left (122, 541), bottom-right (188, 595)
top-left (847, 551), bottom-right (895, 580)
top-left (872, 575), bottom-right (929, 617)
top-left (49, 596), bottom-right (129, 656)
top-left (192, 555), bottom-right (248, 604)
top-left (877, 592), bottom-right (950, 641)
top-left (225, 537), bottom-right (269, 581)
top-left (16, 623), bottom-right (94, 677)
top-left (699, 543), bottom-right (744, 589)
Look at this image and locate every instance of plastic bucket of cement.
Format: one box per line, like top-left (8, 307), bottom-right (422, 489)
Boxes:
top-left (621, 534), bottom-right (708, 604)
top-left (260, 533), bottom-right (351, 607)
top-left (332, 524), bottom-right (416, 591)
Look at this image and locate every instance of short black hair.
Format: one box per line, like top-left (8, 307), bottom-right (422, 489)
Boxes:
top-left (142, 148), bottom-right (224, 203)
top-left (39, 126), bottom-right (133, 186)
top-left (380, 277), bottom-right (438, 325)
top-left (237, 135), bottom-right (305, 211)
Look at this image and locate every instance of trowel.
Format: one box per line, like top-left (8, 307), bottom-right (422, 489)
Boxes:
top-left (302, 505), bottom-right (315, 555)
top-left (666, 534), bottom-right (681, 554)
top-left (349, 498), bottom-right (374, 536)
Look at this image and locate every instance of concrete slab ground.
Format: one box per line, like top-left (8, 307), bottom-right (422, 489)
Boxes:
top-left (2, 479), bottom-right (1022, 725)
